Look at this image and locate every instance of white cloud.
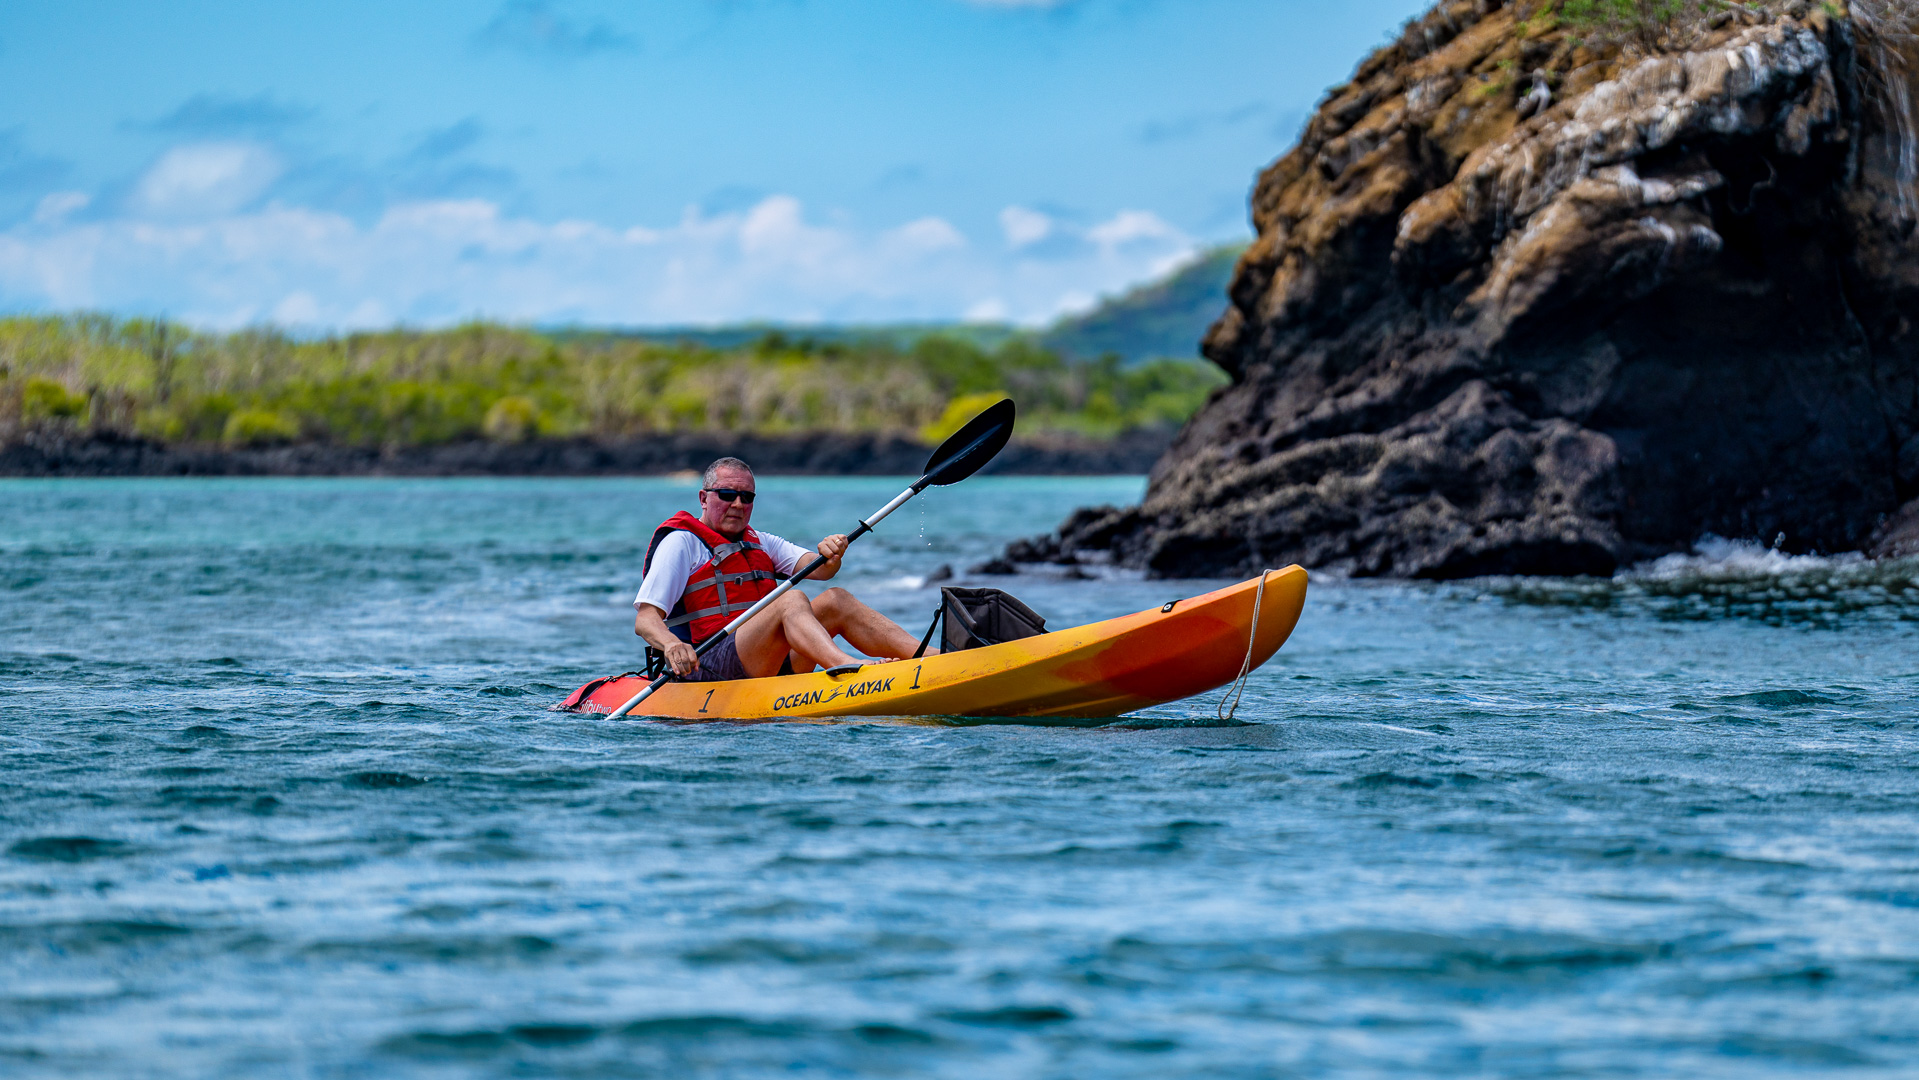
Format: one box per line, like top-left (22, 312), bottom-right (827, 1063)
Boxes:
top-left (999, 205), bottom-right (1053, 248)
top-left (132, 142), bottom-right (282, 219)
top-left (33, 191), bottom-right (89, 224)
top-left (271, 290), bottom-right (322, 325)
top-left (475, 0), bottom-right (635, 58)
top-left (737, 195), bottom-right (838, 262)
top-left (965, 297), bottom-right (1010, 322)
top-left (1086, 209), bottom-right (1180, 251)
top-left (1052, 290), bottom-right (1097, 317)
top-left (0, 195), bottom-right (1194, 329)
top-left (888, 216), bottom-right (967, 253)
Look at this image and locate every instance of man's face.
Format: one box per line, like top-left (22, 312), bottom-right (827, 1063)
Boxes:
top-left (698, 467), bottom-right (756, 536)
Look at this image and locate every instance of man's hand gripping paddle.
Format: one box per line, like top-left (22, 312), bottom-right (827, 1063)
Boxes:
top-left (607, 398), bottom-right (1016, 719)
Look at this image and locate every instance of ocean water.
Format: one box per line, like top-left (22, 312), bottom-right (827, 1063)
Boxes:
top-left (3, 475), bottom-right (1918, 1078)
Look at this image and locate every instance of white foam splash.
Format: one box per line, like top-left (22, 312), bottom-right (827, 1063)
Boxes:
top-left (1624, 536), bottom-right (1867, 582)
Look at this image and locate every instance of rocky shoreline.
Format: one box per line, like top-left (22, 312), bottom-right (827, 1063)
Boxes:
top-left (1012, 0), bottom-right (1919, 577)
top-left (0, 427), bottom-right (1174, 479)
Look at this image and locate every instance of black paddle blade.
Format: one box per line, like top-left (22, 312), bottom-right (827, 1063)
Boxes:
top-left (919, 397), bottom-right (1016, 488)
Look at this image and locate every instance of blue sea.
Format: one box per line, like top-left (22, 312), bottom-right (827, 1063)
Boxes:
top-left (3, 475), bottom-right (1918, 1078)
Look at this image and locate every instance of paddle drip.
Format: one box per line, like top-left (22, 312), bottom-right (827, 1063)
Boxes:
top-left (1216, 569), bottom-right (1272, 721)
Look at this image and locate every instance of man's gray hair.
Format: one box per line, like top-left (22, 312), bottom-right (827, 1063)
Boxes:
top-left (702, 456), bottom-right (754, 489)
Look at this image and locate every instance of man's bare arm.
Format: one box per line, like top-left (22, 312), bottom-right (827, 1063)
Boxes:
top-left (807, 533), bottom-right (848, 581)
top-left (634, 604), bottom-right (699, 676)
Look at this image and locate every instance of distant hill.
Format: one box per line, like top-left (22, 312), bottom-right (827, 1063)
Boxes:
top-left (1038, 244), bottom-right (1242, 364)
top-left (542, 242), bottom-right (1243, 366)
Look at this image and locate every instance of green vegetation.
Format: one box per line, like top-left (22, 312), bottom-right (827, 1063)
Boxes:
top-left (1038, 245), bottom-right (1243, 365)
top-left (1476, 56), bottom-right (1520, 99)
top-left (1561, 0), bottom-right (1798, 53)
top-left (1542, 0), bottom-right (1917, 138)
top-left (1551, 0), bottom-right (1718, 49)
top-left (0, 314), bottom-right (1227, 448)
top-left (1546, 1), bottom-right (1903, 52)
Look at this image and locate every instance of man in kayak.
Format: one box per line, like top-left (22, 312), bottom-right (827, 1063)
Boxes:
top-left (634, 457), bottom-right (931, 681)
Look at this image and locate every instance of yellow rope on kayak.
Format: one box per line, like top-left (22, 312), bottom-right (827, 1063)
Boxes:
top-left (1216, 569), bottom-right (1271, 722)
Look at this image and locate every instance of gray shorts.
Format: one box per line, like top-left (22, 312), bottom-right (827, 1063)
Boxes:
top-left (687, 637), bottom-right (794, 682)
top-left (690, 636), bottom-right (750, 682)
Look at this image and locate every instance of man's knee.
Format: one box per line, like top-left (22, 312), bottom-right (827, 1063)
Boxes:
top-left (813, 586), bottom-right (864, 622)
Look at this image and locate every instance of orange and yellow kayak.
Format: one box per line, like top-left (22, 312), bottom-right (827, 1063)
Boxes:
top-left (560, 567), bottom-right (1308, 721)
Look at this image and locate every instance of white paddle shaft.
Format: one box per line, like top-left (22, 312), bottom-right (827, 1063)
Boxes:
top-left (860, 485), bottom-right (917, 529)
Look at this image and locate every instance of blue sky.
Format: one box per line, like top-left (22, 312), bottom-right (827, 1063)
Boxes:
top-left (0, 0), bottom-right (1425, 329)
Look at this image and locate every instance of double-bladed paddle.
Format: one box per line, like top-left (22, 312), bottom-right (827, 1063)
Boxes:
top-left (607, 397), bottom-right (1016, 719)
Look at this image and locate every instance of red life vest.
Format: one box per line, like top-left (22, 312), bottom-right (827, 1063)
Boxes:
top-left (645, 510), bottom-right (784, 645)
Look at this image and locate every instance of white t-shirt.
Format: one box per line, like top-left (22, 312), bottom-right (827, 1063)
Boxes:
top-left (633, 528), bottom-right (812, 618)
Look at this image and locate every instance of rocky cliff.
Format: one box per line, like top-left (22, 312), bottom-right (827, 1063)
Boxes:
top-left (1021, 0), bottom-right (1919, 578)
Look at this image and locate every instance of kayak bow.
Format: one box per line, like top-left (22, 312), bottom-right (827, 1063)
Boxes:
top-left (561, 567), bottom-right (1308, 721)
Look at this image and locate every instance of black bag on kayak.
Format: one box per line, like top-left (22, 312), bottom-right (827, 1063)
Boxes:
top-left (912, 586), bottom-right (1047, 657)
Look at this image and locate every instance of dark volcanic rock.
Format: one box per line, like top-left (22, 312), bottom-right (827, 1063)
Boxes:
top-left (1871, 498), bottom-right (1919, 558)
top-left (1023, 0), bottom-right (1919, 578)
top-left (0, 426), bottom-right (1173, 478)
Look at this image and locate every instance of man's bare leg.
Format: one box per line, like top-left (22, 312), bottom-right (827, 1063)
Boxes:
top-left (733, 590), bottom-right (859, 677)
top-left (811, 587), bottom-right (937, 661)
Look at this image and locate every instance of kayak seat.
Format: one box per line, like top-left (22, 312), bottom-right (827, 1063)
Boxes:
top-left (912, 586), bottom-right (1047, 658)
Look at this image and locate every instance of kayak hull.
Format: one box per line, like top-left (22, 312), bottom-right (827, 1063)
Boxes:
top-left (563, 567), bottom-right (1308, 721)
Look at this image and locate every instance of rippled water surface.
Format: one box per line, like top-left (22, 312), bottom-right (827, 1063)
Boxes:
top-left (4, 476), bottom-right (1919, 1078)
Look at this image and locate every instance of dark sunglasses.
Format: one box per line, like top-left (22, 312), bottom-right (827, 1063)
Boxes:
top-left (703, 488), bottom-right (756, 504)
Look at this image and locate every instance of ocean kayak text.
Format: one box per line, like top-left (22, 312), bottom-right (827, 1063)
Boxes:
top-left (773, 677), bottom-right (895, 711)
